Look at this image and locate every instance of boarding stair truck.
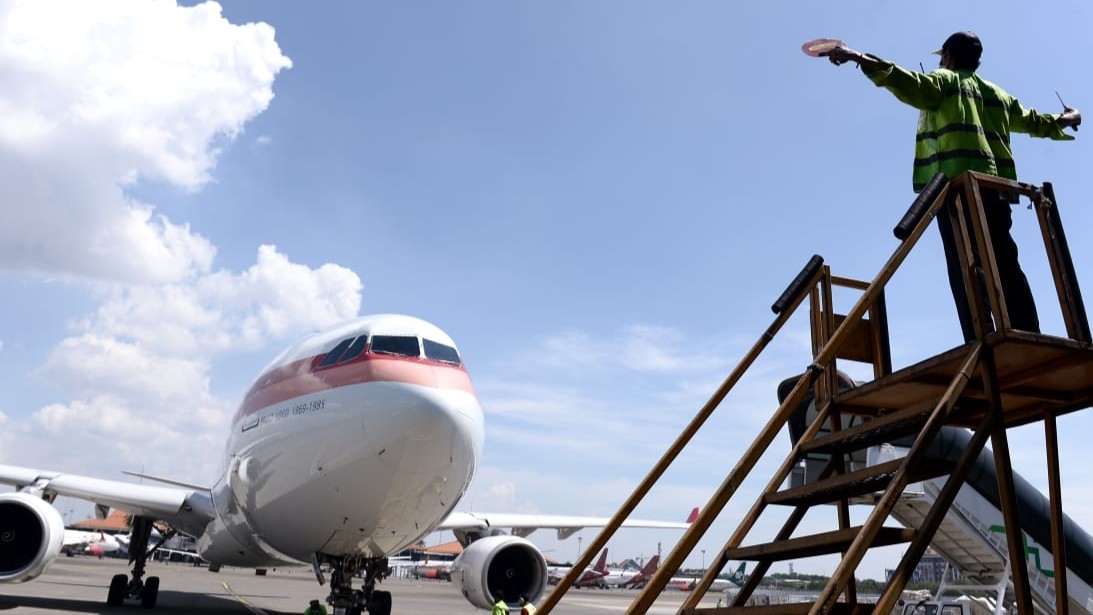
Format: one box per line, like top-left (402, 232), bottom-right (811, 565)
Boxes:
top-left (781, 372), bottom-right (1093, 615)
top-left (873, 432), bottom-right (1093, 615)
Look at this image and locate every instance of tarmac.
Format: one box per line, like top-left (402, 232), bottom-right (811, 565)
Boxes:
top-left (0, 557), bottom-right (719, 614)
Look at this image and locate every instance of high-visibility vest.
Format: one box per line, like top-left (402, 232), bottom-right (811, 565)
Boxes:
top-left (861, 59), bottom-right (1071, 192)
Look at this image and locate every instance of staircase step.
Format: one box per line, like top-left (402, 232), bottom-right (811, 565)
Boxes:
top-left (799, 406), bottom-right (931, 456)
top-left (766, 458), bottom-right (954, 507)
top-left (722, 525), bottom-right (914, 562)
top-left (683, 604), bottom-right (874, 615)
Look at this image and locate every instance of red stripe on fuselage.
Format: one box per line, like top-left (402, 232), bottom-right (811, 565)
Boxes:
top-left (232, 354), bottom-right (476, 425)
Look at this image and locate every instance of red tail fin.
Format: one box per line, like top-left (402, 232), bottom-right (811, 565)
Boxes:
top-left (641, 554), bottom-right (660, 575)
top-left (686, 507), bottom-right (700, 524)
top-left (593, 547), bottom-right (609, 574)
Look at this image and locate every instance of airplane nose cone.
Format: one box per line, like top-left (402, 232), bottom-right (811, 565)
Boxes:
top-left (361, 383), bottom-right (483, 462)
top-left (314, 383), bottom-right (484, 555)
top-left (234, 379), bottom-right (485, 561)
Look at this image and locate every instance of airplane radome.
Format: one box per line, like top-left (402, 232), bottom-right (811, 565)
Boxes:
top-left (0, 314), bottom-right (689, 614)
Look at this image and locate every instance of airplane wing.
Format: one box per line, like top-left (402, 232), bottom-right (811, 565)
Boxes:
top-left (437, 508), bottom-right (696, 540)
top-left (0, 463), bottom-right (215, 534)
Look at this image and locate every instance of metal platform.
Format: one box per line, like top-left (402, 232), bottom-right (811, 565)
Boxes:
top-left (833, 330), bottom-right (1093, 428)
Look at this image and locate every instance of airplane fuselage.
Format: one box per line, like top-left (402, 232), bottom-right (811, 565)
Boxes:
top-left (194, 315), bottom-right (485, 566)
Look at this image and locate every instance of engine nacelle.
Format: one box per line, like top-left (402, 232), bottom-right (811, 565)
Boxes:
top-left (450, 535), bottom-right (548, 610)
top-left (0, 492), bottom-right (64, 583)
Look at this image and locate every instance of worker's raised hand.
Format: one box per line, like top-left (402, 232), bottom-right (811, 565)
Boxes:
top-left (822, 45), bottom-right (859, 66)
top-left (1059, 107), bottom-right (1082, 131)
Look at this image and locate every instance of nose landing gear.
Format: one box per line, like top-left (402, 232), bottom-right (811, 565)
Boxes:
top-left (318, 554), bottom-right (393, 615)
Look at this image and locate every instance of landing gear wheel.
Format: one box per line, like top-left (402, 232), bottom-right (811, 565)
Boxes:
top-left (369, 590), bottom-right (392, 615)
top-left (141, 576), bottom-right (160, 609)
top-left (107, 574), bottom-right (128, 606)
top-left (316, 554), bottom-right (393, 615)
top-left (105, 516), bottom-right (173, 608)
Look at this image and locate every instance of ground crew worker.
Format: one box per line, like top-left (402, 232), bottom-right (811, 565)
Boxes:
top-left (491, 592), bottom-right (510, 615)
top-left (823, 32), bottom-right (1081, 341)
top-left (519, 594), bottom-right (537, 615)
top-left (303, 598), bottom-right (328, 615)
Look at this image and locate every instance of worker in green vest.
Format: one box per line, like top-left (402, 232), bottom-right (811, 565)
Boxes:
top-left (823, 32), bottom-right (1081, 341)
top-left (491, 592), bottom-right (510, 615)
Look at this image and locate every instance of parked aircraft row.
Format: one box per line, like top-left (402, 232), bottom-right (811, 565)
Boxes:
top-left (545, 547), bottom-right (746, 592)
top-left (0, 314), bottom-right (691, 614)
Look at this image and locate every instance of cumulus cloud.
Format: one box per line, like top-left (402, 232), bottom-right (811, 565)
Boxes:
top-left (19, 245), bottom-right (362, 481)
top-left (0, 2), bottom-right (364, 483)
top-left (0, 0), bottom-right (291, 283)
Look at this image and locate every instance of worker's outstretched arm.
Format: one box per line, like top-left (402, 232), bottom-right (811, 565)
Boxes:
top-left (822, 44), bottom-right (944, 111)
top-left (1010, 99), bottom-right (1080, 140)
top-left (823, 45), bottom-right (885, 72)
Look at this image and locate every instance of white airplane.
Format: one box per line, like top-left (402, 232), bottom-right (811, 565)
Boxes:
top-left (600, 556), bottom-right (647, 588)
top-left (112, 527), bottom-right (166, 556)
top-left (546, 547), bottom-right (610, 588)
top-left (0, 314), bottom-right (689, 614)
top-left (61, 529), bottom-right (121, 557)
top-left (617, 554), bottom-right (660, 589)
top-left (665, 562), bottom-right (748, 592)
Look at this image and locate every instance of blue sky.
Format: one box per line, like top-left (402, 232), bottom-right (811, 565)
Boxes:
top-left (1, 0), bottom-right (1092, 582)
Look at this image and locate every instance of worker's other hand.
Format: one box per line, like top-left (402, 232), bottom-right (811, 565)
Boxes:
top-left (822, 45), bottom-right (858, 66)
top-left (1058, 107), bottom-right (1082, 131)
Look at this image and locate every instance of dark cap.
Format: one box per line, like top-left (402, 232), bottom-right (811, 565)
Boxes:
top-left (932, 31), bottom-right (982, 59)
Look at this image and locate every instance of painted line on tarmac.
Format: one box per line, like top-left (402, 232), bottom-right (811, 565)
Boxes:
top-left (221, 581), bottom-right (271, 615)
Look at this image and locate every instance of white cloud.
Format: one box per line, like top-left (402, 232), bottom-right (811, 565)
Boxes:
top-left (199, 245), bottom-right (364, 344)
top-left (532, 325), bottom-right (728, 376)
top-left (16, 245), bottom-right (362, 482)
top-left (0, 2), bottom-right (363, 484)
top-left (0, 0), bottom-right (291, 284)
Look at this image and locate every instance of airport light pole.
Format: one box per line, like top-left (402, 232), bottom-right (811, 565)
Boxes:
top-left (577, 536), bottom-right (582, 560)
top-left (701, 549), bottom-right (705, 572)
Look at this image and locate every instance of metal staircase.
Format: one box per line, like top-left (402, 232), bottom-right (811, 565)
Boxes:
top-left (535, 171), bottom-right (1093, 615)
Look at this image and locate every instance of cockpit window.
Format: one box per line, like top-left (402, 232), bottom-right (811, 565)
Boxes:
top-left (318, 337), bottom-right (354, 367)
top-left (423, 339), bottom-right (461, 365)
top-left (370, 335), bottom-right (421, 358)
top-left (339, 336), bottom-right (369, 363)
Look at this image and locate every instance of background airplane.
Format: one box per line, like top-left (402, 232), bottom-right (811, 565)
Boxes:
top-left (618, 554), bottom-right (661, 589)
top-left (0, 314), bottom-right (689, 615)
top-left (665, 562), bottom-right (747, 592)
top-left (410, 559), bottom-right (453, 581)
top-left (603, 553), bottom-right (660, 588)
top-left (547, 547), bottom-right (610, 588)
top-left (61, 529), bottom-right (120, 558)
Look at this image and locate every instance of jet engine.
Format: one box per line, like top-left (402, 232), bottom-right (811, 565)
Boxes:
top-left (0, 492), bottom-right (65, 582)
top-left (449, 535), bottom-right (548, 609)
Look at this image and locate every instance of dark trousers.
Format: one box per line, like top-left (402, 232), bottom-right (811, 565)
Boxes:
top-left (936, 188), bottom-right (1040, 342)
